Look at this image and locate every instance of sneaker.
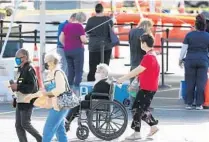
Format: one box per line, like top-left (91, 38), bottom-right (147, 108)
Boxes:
top-left (125, 132), bottom-right (142, 140)
top-left (185, 105), bottom-right (193, 110)
top-left (196, 105), bottom-right (203, 110)
top-left (147, 126), bottom-right (159, 138)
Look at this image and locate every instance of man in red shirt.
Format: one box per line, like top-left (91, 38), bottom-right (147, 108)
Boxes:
top-left (117, 34), bottom-right (159, 140)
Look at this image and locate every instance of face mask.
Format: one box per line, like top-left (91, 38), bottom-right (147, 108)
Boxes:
top-left (44, 63), bottom-right (49, 70)
top-left (15, 58), bottom-right (22, 66)
top-left (95, 73), bottom-right (103, 81)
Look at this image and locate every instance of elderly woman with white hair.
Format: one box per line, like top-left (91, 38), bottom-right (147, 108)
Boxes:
top-left (24, 53), bottom-right (70, 142)
top-left (64, 63), bottom-right (111, 131)
top-left (59, 12), bottom-right (88, 95)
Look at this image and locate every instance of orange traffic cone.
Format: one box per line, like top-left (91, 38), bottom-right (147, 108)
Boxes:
top-left (33, 44), bottom-right (44, 89)
top-left (203, 79), bottom-right (209, 109)
top-left (114, 47), bottom-right (120, 58)
top-left (154, 19), bottom-right (163, 54)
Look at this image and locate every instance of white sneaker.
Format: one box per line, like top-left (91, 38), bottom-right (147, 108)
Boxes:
top-left (125, 132), bottom-right (141, 140)
top-left (196, 105), bottom-right (203, 110)
top-left (147, 126), bottom-right (159, 138)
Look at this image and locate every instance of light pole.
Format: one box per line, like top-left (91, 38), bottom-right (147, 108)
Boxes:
top-left (39, 0), bottom-right (46, 75)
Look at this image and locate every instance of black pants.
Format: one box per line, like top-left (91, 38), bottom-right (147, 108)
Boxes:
top-left (131, 90), bottom-right (158, 132)
top-left (65, 93), bottom-right (109, 123)
top-left (66, 94), bottom-right (91, 123)
top-left (15, 103), bottom-right (42, 142)
top-left (184, 59), bottom-right (208, 106)
top-left (87, 49), bottom-right (112, 81)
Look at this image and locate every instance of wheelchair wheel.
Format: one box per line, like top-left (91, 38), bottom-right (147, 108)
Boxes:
top-left (76, 125), bottom-right (89, 140)
top-left (88, 100), bottom-right (128, 141)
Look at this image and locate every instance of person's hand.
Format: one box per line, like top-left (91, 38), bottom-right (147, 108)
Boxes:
top-left (9, 83), bottom-right (18, 92)
top-left (128, 86), bottom-right (134, 92)
top-left (117, 78), bottom-right (124, 84)
top-left (42, 92), bottom-right (48, 96)
top-left (179, 60), bottom-right (184, 68)
top-left (24, 95), bottom-right (33, 103)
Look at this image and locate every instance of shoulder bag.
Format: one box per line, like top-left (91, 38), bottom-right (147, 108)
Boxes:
top-left (55, 70), bottom-right (80, 109)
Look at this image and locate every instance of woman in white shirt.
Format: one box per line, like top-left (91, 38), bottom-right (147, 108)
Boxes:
top-left (24, 53), bottom-right (69, 142)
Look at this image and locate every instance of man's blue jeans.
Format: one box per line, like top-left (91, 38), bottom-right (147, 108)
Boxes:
top-left (57, 47), bottom-right (68, 77)
top-left (65, 48), bottom-right (84, 88)
top-left (42, 109), bottom-right (69, 142)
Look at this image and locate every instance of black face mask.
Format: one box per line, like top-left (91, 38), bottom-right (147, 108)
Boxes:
top-left (44, 63), bottom-right (49, 70)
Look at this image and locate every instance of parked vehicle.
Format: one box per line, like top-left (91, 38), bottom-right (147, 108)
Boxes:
top-left (185, 0), bottom-right (209, 13)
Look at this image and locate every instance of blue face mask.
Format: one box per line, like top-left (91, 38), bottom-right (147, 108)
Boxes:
top-left (15, 58), bottom-right (22, 66)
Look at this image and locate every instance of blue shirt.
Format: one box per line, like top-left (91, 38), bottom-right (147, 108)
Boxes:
top-left (57, 20), bottom-right (68, 47)
top-left (184, 31), bottom-right (209, 61)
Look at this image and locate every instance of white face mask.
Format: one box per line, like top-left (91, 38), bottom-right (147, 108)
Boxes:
top-left (95, 73), bottom-right (103, 81)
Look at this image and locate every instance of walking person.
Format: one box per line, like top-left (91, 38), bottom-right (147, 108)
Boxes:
top-left (117, 34), bottom-right (159, 140)
top-left (10, 49), bottom-right (42, 142)
top-left (25, 53), bottom-right (70, 142)
top-left (85, 3), bottom-right (114, 81)
top-left (57, 13), bottom-right (77, 76)
top-left (59, 12), bottom-right (88, 95)
top-left (128, 18), bottom-right (154, 108)
top-left (179, 14), bottom-right (209, 110)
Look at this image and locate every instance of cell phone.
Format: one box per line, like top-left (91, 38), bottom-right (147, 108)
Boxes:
top-left (9, 80), bottom-right (14, 85)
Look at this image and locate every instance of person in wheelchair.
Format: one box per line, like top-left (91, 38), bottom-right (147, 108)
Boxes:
top-left (65, 63), bottom-right (111, 132)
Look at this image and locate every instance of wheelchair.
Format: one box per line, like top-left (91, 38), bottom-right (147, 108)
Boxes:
top-left (74, 80), bottom-right (128, 141)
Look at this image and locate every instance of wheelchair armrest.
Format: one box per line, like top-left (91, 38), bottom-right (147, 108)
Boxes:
top-left (91, 92), bottom-right (109, 97)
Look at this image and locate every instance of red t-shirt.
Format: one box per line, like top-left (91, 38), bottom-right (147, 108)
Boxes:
top-left (138, 51), bottom-right (160, 91)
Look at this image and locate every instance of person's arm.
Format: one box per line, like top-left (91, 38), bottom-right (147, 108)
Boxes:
top-left (179, 34), bottom-right (189, 67)
top-left (118, 65), bottom-right (146, 83)
top-left (109, 17), bottom-right (114, 30)
top-left (17, 67), bottom-right (37, 94)
top-left (85, 19), bottom-right (91, 33)
top-left (118, 55), bottom-right (151, 83)
top-left (179, 44), bottom-right (188, 60)
top-left (57, 23), bottom-right (63, 40)
top-left (59, 32), bottom-right (65, 46)
top-left (79, 25), bottom-right (88, 43)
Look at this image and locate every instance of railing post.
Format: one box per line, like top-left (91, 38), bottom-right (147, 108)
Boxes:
top-left (161, 38), bottom-right (165, 86)
top-left (166, 28), bottom-right (169, 71)
top-left (159, 38), bottom-right (171, 89)
top-left (0, 20), bottom-right (3, 53)
top-left (101, 40), bottom-right (105, 63)
top-left (18, 24), bottom-right (22, 40)
top-left (165, 28), bottom-right (174, 74)
top-left (130, 22), bottom-right (133, 29)
top-left (34, 29), bottom-right (37, 46)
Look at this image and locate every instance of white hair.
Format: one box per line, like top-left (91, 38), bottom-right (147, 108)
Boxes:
top-left (96, 63), bottom-right (110, 77)
top-left (44, 53), bottom-right (61, 65)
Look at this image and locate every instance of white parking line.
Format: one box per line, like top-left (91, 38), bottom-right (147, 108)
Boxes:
top-left (154, 97), bottom-right (179, 100)
top-left (154, 107), bottom-right (209, 112)
top-left (0, 108), bottom-right (41, 115)
top-left (158, 88), bottom-right (180, 92)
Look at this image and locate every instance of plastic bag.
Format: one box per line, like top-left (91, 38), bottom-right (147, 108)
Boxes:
top-left (128, 77), bottom-right (139, 98)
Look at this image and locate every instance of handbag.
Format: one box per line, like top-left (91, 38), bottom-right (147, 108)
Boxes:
top-left (108, 23), bottom-right (120, 47)
top-left (55, 71), bottom-right (80, 109)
